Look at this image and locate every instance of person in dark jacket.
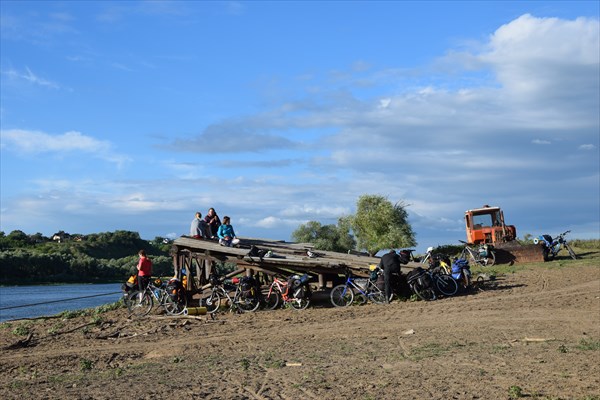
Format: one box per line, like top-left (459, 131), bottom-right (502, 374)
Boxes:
top-left (204, 208), bottom-right (221, 239)
top-left (378, 250), bottom-right (401, 303)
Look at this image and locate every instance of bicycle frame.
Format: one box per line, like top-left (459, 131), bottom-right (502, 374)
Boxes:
top-left (459, 240), bottom-right (495, 266)
top-left (340, 276), bottom-right (379, 300)
top-left (330, 269), bottom-right (386, 307)
top-left (204, 276), bottom-right (260, 314)
top-left (267, 277), bottom-right (288, 300)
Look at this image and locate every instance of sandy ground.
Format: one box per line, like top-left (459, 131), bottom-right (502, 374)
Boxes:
top-left (1, 261), bottom-right (599, 400)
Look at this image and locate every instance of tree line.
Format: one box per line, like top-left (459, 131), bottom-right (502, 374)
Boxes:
top-left (0, 230), bottom-right (173, 285)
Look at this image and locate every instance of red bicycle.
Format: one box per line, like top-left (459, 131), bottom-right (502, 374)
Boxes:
top-left (264, 274), bottom-right (311, 310)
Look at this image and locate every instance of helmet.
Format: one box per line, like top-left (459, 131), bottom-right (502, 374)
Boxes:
top-left (427, 246), bottom-right (434, 252)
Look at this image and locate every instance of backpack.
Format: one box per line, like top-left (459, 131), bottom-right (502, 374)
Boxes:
top-left (247, 245), bottom-right (268, 259)
top-left (286, 274), bottom-right (309, 298)
top-left (398, 250), bottom-right (411, 265)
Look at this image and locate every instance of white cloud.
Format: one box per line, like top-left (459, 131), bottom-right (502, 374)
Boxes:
top-left (1, 129), bottom-right (130, 166)
top-left (2, 67), bottom-right (60, 89)
top-left (480, 14), bottom-right (599, 100)
top-left (579, 144), bottom-right (596, 150)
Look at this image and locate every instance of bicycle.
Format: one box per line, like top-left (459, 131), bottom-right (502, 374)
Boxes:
top-left (126, 278), bottom-right (187, 317)
top-left (422, 248), bottom-right (452, 275)
top-left (406, 266), bottom-right (458, 301)
top-left (203, 274), bottom-right (261, 314)
top-left (264, 274), bottom-right (312, 310)
top-left (330, 268), bottom-right (387, 307)
top-left (458, 240), bottom-right (496, 266)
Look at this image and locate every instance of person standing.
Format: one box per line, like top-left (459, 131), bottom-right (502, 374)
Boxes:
top-left (190, 212), bottom-right (210, 239)
top-left (378, 249), bottom-right (401, 303)
top-left (137, 250), bottom-right (152, 292)
top-left (204, 208), bottom-right (221, 239)
top-left (217, 216), bottom-right (240, 247)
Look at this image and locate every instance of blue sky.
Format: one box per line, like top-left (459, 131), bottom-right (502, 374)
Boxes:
top-left (1, 1), bottom-right (599, 252)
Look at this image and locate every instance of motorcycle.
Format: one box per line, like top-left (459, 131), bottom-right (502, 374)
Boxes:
top-left (451, 258), bottom-right (472, 290)
top-left (533, 230), bottom-right (577, 261)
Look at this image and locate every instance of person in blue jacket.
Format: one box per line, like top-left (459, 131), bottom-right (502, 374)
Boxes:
top-left (217, 216), bottom-right (240, 246)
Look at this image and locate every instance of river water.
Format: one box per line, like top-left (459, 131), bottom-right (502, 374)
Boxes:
top-left (0, 283), bottom-right (123, 323)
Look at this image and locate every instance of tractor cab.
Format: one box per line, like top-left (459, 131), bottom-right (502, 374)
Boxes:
top-left (464, 205), bottom-right (516, 245)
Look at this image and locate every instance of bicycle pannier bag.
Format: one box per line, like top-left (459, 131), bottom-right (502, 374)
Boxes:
top-left (121, 274), bottom-right (138, 295)
top-left (166, 278), bottom-right (184, 301)
top-left (406, 267), bottom-right (432, 289)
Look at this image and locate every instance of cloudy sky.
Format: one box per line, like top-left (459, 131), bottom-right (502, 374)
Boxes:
top-left (1, 1), bottom-right (598, 252)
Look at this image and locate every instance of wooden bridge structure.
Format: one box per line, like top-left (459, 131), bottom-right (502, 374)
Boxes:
top-left (170, 236), bottom-right (385, 298)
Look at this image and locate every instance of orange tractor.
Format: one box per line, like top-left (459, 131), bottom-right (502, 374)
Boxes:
top-left (464, 205), bottom-right (544, 263)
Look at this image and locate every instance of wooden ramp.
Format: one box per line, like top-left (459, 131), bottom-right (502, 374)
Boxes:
top-left (171, 236), bottom-right (384, 296)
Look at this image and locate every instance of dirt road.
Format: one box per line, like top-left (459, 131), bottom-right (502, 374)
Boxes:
top-left (1, 262), bottom-right (599, 400)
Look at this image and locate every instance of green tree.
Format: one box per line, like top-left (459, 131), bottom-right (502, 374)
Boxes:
top-left (292, 220), bottom-right (356, 253)
top-left (350, 194), bottom-right (416, 256)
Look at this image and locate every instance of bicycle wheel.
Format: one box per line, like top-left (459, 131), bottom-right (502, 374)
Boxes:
top-left (411, 282), bottom-right (436, 301)
top-left (330, 284), bottom-right (354, 307)
top-left (289, 296), bottom-right (311, 310)
top-left (367, 284), bottom-right (386, 304)
top-left (127, 291), bottom-right (153, 317)
top-left (565, 244), bottom-right (578, 260)
top-left (164, 292), bottom-right (187, 315)
top-left (264, 290), bottom-right (281, 310)
top-left (483, 250), bottom-right (496, 266)
top-left (474, 275), bottom-right (486, 291)
top-left (204, 291), bottom-right (221, 314)
top-left (236, 290), bottom-right (260, 312)
top-left (435, 274), bottom-right (458, 297)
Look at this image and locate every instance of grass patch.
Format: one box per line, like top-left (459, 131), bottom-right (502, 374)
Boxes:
top-left (79, 358), bottom-right (94, 371)
top-left (558, 344), bottom-right (568, 353)
top-left (47, 322), bottom-right (63, 335)
top-left (262, 351), bottom-right (286, 368)
top-left (508, 385), bottom-right (523, 398)
top-left (11, 322), bottom-right (32, 336)
top-left (54, 299), bottom-right (124, 320)
top-left (240, 357), bottom-right (251, 370)
top-left (577, 339), bottom-right (600, 351)
top-left (409, 342), bottom-right (449, 360)
top-left (0, 322), bottom-right (13, 330)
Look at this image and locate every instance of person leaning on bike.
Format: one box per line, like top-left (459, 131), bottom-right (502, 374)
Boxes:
top-left (378, 249), bottom-right (401, 303)
top-left (136, 249), bottom-right (153, 292)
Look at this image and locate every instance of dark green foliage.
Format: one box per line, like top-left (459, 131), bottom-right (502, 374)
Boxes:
top-left (350, 195), bottom-right (416, 256)
top-left (0, 230), bottom-right (171, 285)
top-left (430, 244), bottom-right (464, 258)
top-left (292, 220), bottom-right (356, 253)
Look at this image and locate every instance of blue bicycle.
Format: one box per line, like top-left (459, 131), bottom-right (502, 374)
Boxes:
top-left (330, 268), bottom-right (386, 307)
